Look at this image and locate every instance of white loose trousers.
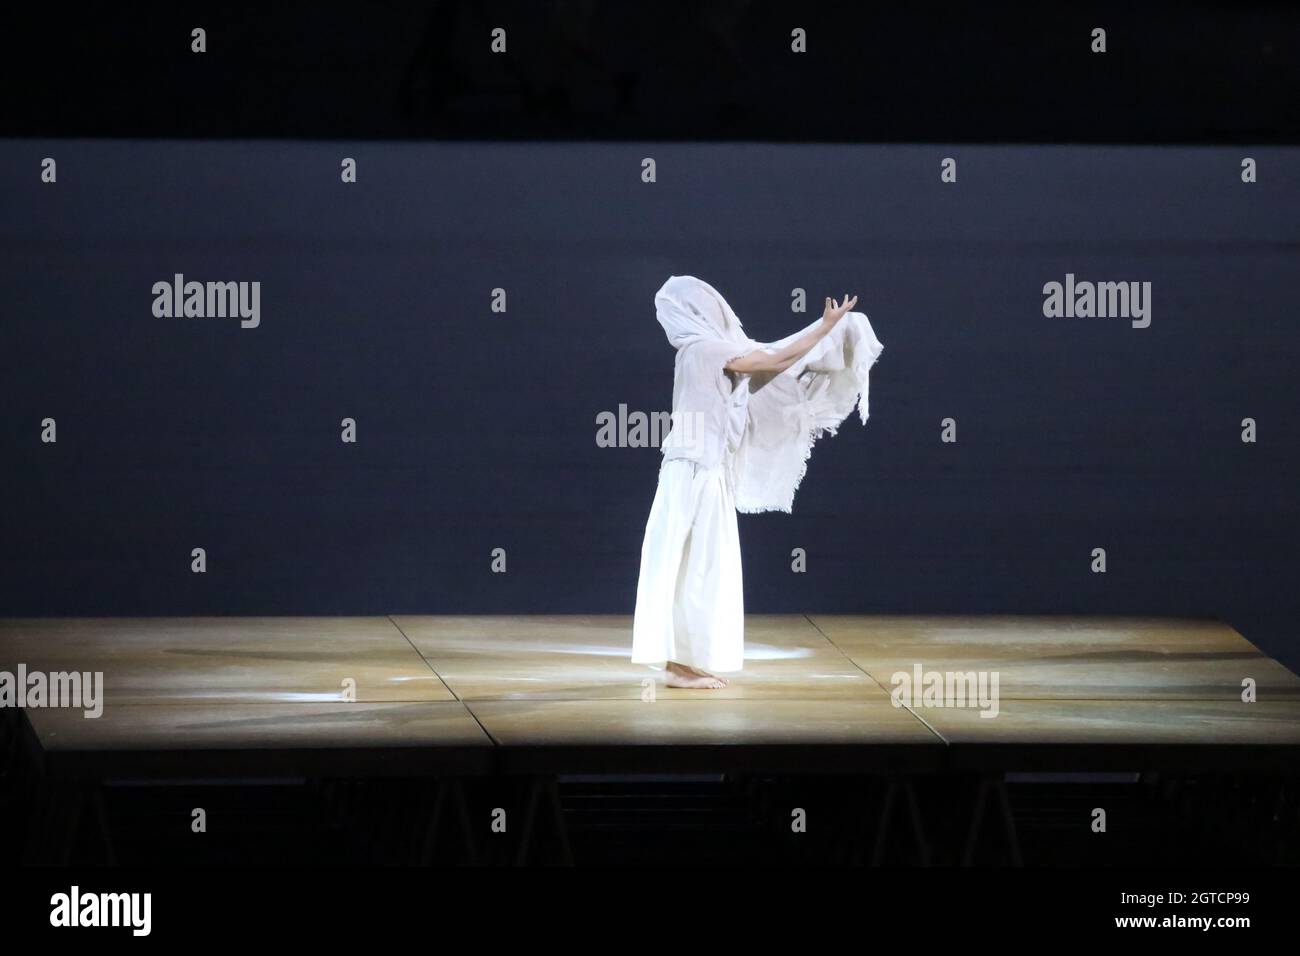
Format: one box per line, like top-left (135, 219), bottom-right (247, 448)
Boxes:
top-left (631, 457), bottom-right (745, 673)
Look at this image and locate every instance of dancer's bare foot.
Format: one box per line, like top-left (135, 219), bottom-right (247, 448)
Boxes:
top-left (665, 661), bottom-right (730, 689)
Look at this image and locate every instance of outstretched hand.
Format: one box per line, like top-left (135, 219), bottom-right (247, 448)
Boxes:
top-left (822, 294), bottom-right (858, 328)
top-left (728, 292), bottom-right (861, 375)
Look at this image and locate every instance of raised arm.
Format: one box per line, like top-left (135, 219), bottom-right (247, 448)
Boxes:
top-left (725, 295), bottom-right (858, 374)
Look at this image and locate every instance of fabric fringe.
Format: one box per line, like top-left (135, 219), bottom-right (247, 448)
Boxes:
top-left (734, 337), bottom-right (884, 515)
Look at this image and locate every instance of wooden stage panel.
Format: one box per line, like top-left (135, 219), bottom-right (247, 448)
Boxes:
top-left (23, 701), bottom-right (492, 778)
top-left (468, 699), bottom-right (938, 747)
top-left (393, 614), bottom-right (884, 701)
top-left (915, 699), bottom-right (1300, 772)
top-left (808, 615), bottom-right (1300, 701)
top-left (919, 699), bottom-right (1300, 746)
top-left (0, 617), bottom-right (452, 704)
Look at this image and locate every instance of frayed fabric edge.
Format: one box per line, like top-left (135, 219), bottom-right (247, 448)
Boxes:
top-left (734, 341), bottom-right (884, 515)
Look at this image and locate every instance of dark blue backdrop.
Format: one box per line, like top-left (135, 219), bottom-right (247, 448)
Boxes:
top-left (2, 142), bottom-right (1297, 669)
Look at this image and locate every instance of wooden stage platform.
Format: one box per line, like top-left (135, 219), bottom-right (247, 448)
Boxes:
top-left (4, 614), bottom-right (1300, 774)
top-left (3, 615), bottom-right (1298, 864)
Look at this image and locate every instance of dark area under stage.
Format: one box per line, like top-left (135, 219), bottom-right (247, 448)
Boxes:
top-left (1, 615), bottom-right (1297, 865)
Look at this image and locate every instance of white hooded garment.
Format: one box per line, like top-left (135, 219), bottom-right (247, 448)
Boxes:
top-left (653, 274), bottom-right (885, 514)
top-left (631, 275), bottom-right (884, 673)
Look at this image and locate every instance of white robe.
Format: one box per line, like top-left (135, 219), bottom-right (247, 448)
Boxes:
top-left (631, 275), bottom-right (884, 672)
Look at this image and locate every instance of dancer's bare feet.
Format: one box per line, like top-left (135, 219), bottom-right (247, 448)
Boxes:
top-left (665, 661), bottom-right (730, 689)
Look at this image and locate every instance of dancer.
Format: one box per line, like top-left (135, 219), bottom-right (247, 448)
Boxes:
top-left (631, 275), bottom-right (884, 688)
